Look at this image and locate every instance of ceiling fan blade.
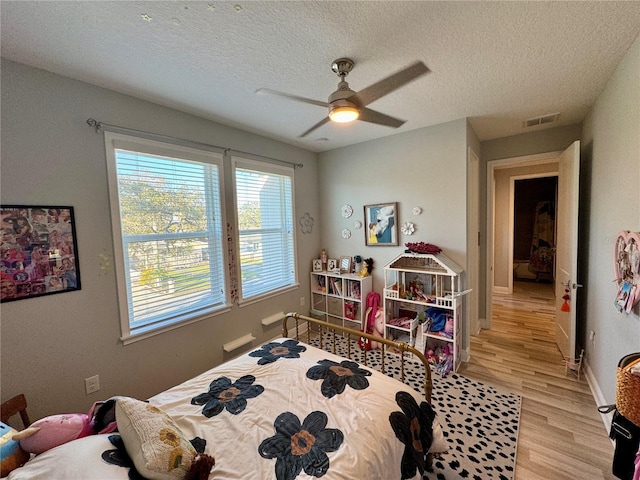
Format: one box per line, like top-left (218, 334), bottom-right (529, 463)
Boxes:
top-left (255, 88), bottom-right (330, 108)
top-left (351, 61), bottom-right (430, 107)
top-left (300, 117), bottom-right (331, 138)
top-left (358, 107), bottom-right (405, 128)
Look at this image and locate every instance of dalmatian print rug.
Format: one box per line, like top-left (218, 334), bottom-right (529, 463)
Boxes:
top-left (309, 334), bottom-right (520, 480)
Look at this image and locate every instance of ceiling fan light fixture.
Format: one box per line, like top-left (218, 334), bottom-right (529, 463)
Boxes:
top-left (329, 105), bottom-right (360, 123)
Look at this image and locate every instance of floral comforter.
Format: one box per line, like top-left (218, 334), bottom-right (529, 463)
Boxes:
top-left (9, 338), bottom-right (446, 480)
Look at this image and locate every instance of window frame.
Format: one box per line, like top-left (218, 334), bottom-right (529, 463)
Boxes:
top-left (231, 155), bottom-right (298, 305)
top-left (104, 132), bottom-right (230, 344)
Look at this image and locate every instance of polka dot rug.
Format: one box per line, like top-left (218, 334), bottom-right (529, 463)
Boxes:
top-left (309, 333), bottom-right (520, 480)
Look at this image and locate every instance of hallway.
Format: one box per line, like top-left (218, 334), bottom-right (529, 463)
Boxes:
top-left (459, 281), bottom-right (615, 479)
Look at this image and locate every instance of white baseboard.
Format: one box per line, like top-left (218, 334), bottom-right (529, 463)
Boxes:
top-left (471, 319), bottom-right (483, 336)
top-left (584, 358), bottom-right (613, 438)
top-left (461, 347), bottom-right (470, 362)
top-left (493, 286), bottom-right (511, 295)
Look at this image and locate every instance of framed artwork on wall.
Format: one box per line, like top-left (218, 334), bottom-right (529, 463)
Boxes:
top-left (364, 202), bottom-right (398, 246)
top-left (0, 205), bottom-right (81, 302)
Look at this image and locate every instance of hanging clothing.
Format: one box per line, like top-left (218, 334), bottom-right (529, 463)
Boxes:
top-left (528, 201), bottom-right (555, 276)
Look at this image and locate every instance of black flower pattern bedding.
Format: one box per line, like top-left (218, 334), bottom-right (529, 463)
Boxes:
top-left (8, 338), bottom-right (447, 480)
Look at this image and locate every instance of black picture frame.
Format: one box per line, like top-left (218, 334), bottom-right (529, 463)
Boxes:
top-left (1, 205), bottom-right (81, 302)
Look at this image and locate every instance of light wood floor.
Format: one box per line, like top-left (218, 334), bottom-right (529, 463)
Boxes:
top-left (458, 281), bottom-right (615, 480)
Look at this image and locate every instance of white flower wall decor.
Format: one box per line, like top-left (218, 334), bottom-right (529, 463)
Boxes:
top-left (401, 222), bottom-right (415, 236)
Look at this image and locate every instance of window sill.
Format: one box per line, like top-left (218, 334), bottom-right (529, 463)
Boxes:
top-left (120, 305), bottom-right (232, 345)
top-left (238, 283), bottom-right (300, 308)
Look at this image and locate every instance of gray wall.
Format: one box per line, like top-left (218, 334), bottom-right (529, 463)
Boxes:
top-left (580, 34), bottom-right (640, 402)
top-left (317, 118), bottom-right (471, 352)
top-left (0, 59), bottom-right (319, 422)
top-left (482, 125), bottom-right (583, 162)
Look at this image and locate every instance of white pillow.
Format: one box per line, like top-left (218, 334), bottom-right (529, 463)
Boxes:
top-left (7, 435), bottom-right (128, 480)
top-left (115, 397), bottom-right (196, 480)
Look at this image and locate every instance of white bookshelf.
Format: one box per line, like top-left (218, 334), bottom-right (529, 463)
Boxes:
top-left (310, 271), bottom-right (372, 330)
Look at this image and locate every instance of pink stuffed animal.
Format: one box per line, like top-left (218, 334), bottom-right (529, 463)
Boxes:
top-left (13, 398), bottom-right (117, 454)
top-left (369, 307), bottom-right (385, 350)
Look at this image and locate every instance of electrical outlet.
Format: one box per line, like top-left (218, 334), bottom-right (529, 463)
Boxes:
top-left (85, 375), bottom-right (100, 395)
top-left (300, 296), bottom-right (305, 306)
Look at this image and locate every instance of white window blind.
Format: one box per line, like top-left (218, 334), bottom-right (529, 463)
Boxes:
top-left (105, 132), bottom-right (227, 342)
top-left (233, 157), bottom-right (296, 301)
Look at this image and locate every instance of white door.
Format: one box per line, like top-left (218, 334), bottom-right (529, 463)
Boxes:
top-left (555, 141), bottom-right (580, 360)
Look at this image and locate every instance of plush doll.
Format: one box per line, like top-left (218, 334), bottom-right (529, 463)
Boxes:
top-left (368, 307), bottom-right (385, 350)
top-left (13, 398), bottom-right (117, 454)
top-left (1, 422), bottom-right (30, 476)
top-left (358, 258), bottom-right (374, 277)
top-left (444, 316), bottom-right (454, 338)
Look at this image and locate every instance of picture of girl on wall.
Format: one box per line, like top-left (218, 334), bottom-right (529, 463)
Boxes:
top-left (0, 205), bottom-right (81, 302)
top-left (364, 202), bottom-right (398, 246)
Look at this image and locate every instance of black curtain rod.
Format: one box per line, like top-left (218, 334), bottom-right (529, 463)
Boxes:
top-left (86, 118), bottom-right (303, 169)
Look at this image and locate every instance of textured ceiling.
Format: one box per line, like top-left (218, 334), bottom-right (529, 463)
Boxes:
top-left (2, 1), bottom-right (639, 152)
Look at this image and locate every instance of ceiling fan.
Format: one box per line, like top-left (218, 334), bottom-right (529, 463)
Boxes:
top-left (256, 58), bottom-right (430, 138)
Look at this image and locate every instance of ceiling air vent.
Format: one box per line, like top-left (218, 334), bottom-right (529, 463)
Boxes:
top-left (522, 112), bottom-right (560, 129)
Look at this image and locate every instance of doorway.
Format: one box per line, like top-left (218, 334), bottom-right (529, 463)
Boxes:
top-left (485, 151), bottom-right (560, 329)
top-left (512, 175), bottom-right (558, 290)
top-left (479, 141), bottom-right (581, 364)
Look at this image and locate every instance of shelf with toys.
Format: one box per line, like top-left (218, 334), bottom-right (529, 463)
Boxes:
top-left (310, 255), bottom-right (372, 330)
top-left (382, 251), bottom-right (469, 376)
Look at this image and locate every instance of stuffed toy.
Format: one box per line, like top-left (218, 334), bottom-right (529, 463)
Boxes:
top-left (1, 422), bottom-right (30, 476)
top-left (368, 307), bottom-right (385, 350)
top-left (359, 292), bottom-right (384, 350)
top-left (13, 398), bottom-right (117, 454)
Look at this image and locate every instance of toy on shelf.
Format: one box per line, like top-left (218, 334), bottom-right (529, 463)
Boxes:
top-left (358, 258), bottom-right (374, 277)
top-left (425, 343), bottom-right (453, 377)
top-left (404, 242), bottom-right (442, 255)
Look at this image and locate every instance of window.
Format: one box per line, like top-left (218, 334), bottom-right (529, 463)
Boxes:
top-left (232, 156), bottom-right (296, 301)
top-left (105, 133), bottom-right (227, 343)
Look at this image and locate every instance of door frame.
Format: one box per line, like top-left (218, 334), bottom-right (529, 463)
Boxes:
top-left (467, 147), bottom-right (480, 338)
top-left (485, 151), bottom-right (561, 329)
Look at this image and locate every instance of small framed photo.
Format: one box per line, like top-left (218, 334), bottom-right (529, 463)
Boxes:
top-left (339, 256), bottom-right (352, 274)
top-left (327, 258), bottom-right (338, 271)
top-left (312, 259), bottom-right (323, 272)
top-left (364, 202), bottom-right (398, 246)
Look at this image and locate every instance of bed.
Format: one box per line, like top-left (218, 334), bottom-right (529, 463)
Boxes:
top-left (7, 312), bottom-right (446, 480)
